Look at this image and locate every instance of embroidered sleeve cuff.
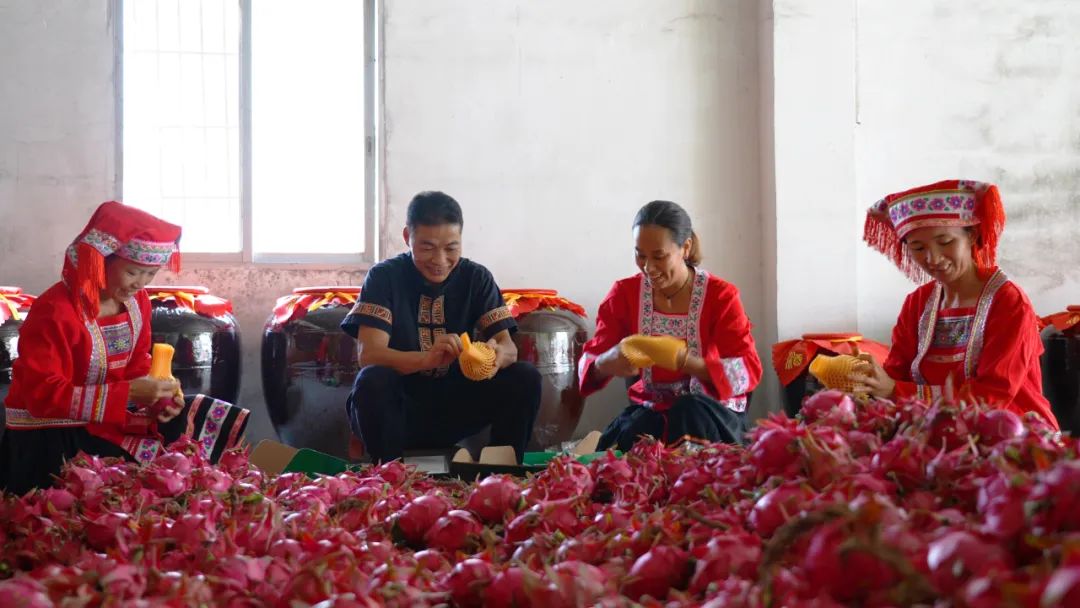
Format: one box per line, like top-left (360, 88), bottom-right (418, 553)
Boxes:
top-left (705, 355), bottom-right (751, 400)
top-left (69, 382), bottom-right (130, 424)
top-left (341, 301), bottom-right (394, 337)
top-left (477, 306), bottom-right (516, 340)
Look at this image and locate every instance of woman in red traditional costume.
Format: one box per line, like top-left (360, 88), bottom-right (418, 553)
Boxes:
top-left (579, 201), bottom-right (762, 451)
top-left (0, 202), bottom-right (249, 494)
top-left (852, 180), bottom-right (1058, 429)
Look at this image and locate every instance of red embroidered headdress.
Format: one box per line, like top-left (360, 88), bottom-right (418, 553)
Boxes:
top-left (863, 179), bottom-right (1005, 282)
top-left (63, 201), bottom-right (182, 317)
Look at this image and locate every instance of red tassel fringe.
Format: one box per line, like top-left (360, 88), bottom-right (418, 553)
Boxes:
top-left (168, 251), bottom-right (182, 274)
top-left (973, 184), bottom-right (1005, 273)
top-left (862, 212), bottom-right (929, 283)
top-left (74, 242), bottom-right (106, 318)
top-left (864, 181), bottom-right (1005, 284)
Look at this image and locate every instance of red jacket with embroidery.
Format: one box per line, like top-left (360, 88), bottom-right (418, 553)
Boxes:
top-left (884, 270), bottom-right (1057, 429)
top-left (578, 271), bottom-right (762, 413)
top-left (4, 282), bottom-right (158, 443)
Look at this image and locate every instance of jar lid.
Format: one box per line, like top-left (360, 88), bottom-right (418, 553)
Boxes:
top-left (801, 332), bottom-right (863, 342)
top-left (501, 289), bottom-right (561, 295)
top-left (147, 285), bottom-right (210, 295)
top-left (501, 289), bottom-right (559, 296)
top-left (292, 286), bottom-right (362, 295)
top-left (1068, 305), bottom-right (1080, 313)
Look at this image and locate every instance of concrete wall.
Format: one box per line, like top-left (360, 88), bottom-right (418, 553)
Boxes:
top-left (855, 0), bottom-right (1080, 340)
top-left (0, 1), bottom-right (117, 285)
top-left (380, 0), bottom-right (768, 428)
top-left (769, 0), bottom-right (859, 341)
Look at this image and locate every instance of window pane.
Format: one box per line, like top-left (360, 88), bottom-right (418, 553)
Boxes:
top-left (123, 0), bottom-right (241, 253)
top-left (252, 0), bottom-right (366, 255)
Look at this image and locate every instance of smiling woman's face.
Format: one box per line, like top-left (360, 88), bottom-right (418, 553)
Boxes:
top-left (903, 225), bottom-right (976, 284)
top-left (103, 257), bottom-right (160, 303)
top-left (634, 224), bottom-right (690, 290)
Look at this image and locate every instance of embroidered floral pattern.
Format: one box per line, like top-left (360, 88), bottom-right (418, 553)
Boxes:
top-left (721, 357), bottom-right (751, 395)
top-left (910, 283), bottom-right (941, 386)
top-left (118, 237), bottom-right (175, 266)
top-left (195, 401), bottom-right (230, 460)
top-left (639, 271), bottom-right (710, 404)
top-left (101, 321), bottom-right (133, 357)
top-left (4, 408), bottom-right (85, 428)
top-left (133, 438), bottom-right (163, 464)
top-left (965, 270), bottom-right (1008, 379)
top-left (931, 316), bottom-right (974, 349)
top-left (80, 228), bottom-right (122, 257)
top-left (69, 317), bottom-right (111, 423)
top-left (888, 193), bottom-right (976, 224)
top-left (719, 395), bottom-right (747, 413)
top-left (124, 297), bottom-right (143, 369)
top-left (912, 269), bottom-right (1008, 390)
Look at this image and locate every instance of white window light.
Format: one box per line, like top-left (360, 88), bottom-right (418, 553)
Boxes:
top-left (120, 0), bottom-right (377, 264)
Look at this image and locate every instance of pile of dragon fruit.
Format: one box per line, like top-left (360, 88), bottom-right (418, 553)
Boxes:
top-left (3, 391), bottom-right (1080, 607)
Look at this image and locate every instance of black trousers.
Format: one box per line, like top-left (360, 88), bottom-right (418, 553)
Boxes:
top-left (346, 363), bottom-right (542, 463)
top-left (597, 394), bottom-right (747, 452)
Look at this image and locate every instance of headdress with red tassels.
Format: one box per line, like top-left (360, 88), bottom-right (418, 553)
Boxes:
top-left (62, 201), bottom-right (182, 318)
top-left (863, 179), bottom-right (1005, 282)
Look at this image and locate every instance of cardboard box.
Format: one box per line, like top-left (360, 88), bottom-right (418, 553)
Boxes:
top-left (249, 431), bottom-right (609, 479)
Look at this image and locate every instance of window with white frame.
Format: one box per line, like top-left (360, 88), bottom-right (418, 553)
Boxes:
top-left (121, 0), bottom-right (375, 263)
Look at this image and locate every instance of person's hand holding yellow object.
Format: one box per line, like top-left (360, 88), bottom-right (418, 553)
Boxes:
top-left (147, 343), bottom-right (184, 422)
top-left (459, 333), bottom-right (498, 381)
top-left (619, 334), bottom-right (688, 371)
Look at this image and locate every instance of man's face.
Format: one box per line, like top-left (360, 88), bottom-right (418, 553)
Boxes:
top-left (404, 223), bottom-right (463, 284)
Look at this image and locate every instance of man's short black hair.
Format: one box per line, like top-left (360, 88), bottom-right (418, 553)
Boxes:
top-left (406, 191), bottom-right (464, 230)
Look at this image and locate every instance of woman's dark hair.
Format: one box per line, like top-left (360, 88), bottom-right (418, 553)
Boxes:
top-left (406, 191), bottom-right (464, 230)
top-left (633, 200), bottom-right (702, 266)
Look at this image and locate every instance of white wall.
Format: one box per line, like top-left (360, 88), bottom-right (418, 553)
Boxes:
top-left (0, 1), bottom-right (117, 281)
top-left (855, 0), bottom-right (1080, 340)
top-left (380, 0), bottom-right (768, 428)
top-left (765, 0), bottom-right (861, 346)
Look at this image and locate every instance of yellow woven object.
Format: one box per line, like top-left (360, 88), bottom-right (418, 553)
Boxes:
top-left (620, 335), bottom-right (688, 371)
top-left (808, 354), bottom-right (861, 392)
top-left (620, 341), bottom-right (653, 369)
top-left (459, 333), bottom-right (498, 381)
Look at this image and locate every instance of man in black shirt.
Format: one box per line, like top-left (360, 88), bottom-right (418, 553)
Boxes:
top-left (341, 191), bottom-right (541, 463)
